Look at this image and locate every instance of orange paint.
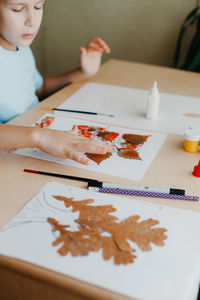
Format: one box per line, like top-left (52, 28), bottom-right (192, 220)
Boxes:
top-left (97, 131), bottom-right (119, 141)
top-left (78, 125), bottom-right (93, 139)
top-left (119, 142), bottom-right (138, 151)
top-left (35, 116), bottom-right (55, 128)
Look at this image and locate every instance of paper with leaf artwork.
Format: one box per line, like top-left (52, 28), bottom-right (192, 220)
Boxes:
top-left (0, 182), bottom-right (200, 300)
top-left (14, 114), bottom-right (166, 181)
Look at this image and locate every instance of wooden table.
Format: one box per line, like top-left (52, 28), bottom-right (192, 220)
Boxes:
top-left (0, 59), bottom-right (200, 300)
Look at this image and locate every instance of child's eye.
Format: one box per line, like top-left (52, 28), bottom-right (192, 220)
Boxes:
top-left (34, 4), bottom-right (43, 10)
top-left (12, 7), bottom-right (24, 12)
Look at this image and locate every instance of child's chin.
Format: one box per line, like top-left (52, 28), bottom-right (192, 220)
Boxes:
top-left (18, 39), bottom-right (33, 47)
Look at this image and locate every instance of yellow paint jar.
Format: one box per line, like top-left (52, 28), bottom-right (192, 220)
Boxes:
top-left (184, 129), bottom-right (200, 153)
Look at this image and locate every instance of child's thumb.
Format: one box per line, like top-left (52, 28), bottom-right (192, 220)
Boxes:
top-left (71, 125), bottom-right (78, 134)
top-left (80, 47), bottom-right (86, 56)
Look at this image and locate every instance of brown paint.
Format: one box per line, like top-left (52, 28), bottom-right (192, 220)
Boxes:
top-left (122, 134), bottom-right (149, 145)
top-left (118, 150), bottom-right (141, 160)
top-left (86, 152), bottom-right (112, 165)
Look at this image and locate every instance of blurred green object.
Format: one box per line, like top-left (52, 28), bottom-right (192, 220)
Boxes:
top-left (173, 0), bottom-right (200, 72)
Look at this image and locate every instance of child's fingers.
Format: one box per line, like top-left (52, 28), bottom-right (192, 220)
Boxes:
top-left (79, 157), bottom-right (90, 165)
top-left (80, 46), bottom-right (87, 54)
top-left (86, 47), bottom-right (102, 53)
top-left (88, 38), bottom-right (103, 48)
top-left (95, 38), bottom-right (111, 53)
top-left (88, 38), bottom-right (111, 53)
top-left (75, 140), bottom-right (112, 154)
top-left (65, 150), bottom-right (90, 165)
top-left (70, 125), bottom-right (78, 134)
top-left (80, 46), bottom-right (87, 59)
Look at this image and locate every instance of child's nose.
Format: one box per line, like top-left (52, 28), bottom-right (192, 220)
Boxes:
top-left (25, 11), bottom-right (35, 27)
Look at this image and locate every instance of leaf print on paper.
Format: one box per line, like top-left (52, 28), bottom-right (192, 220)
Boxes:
top-left (35, 117), bottom-right (151, 164)
top-left (97, 131), bottom-right (119, 141)
top-left (48, 195), bottom-right (167, 265)
top-left (85, 152), bottom-right (113, 165)
top-left (118, 149), bottom-right (142, 160)
top-left (122, 134), bottom-right (149, 145)
top-left (35, 116), bottom-right (55, 128)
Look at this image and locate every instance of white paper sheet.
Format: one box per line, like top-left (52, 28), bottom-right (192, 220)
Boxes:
top-left (0, 182), bottom-right (200, 300)
top-left (14, 114), bottom-right (166, 181)
top-left (57, 82), bottom-right (200, 135)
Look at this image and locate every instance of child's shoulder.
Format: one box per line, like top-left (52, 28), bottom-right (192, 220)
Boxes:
top-left (20, 47), bottom-right (36, 64)
top-left (18, 46), bottom-right (34, 57)
top-left (0, 46), bottom-right (35, 66)
top-left (0, 46), bottom-right (33, 57)
top-left (0, 46), bottom-right (36, 76)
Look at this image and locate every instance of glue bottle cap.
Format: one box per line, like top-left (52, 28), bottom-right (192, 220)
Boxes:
top-left (150, 81), bottom-right (159, 94)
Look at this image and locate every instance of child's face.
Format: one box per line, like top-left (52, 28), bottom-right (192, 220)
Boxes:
top-left (0, 0), bottom-right (45, 50)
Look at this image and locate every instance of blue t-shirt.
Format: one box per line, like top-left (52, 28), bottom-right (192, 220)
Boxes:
top-left (0, 46), bottom-right (43, 123)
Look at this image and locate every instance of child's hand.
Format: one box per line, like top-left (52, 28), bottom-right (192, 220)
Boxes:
top-left (35, 125), bottom-right (112, 165)
top-left (80, 38), bottom-right (111, 77)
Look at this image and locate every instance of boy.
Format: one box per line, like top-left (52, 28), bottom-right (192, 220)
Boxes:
top-left (0, 0), bottom-right (111, 165)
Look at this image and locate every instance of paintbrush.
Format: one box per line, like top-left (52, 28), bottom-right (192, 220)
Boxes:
top-left (42, 107), bottom-right (114, 118)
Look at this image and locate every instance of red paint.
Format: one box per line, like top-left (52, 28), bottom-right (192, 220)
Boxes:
top-left (24, 169), bottom-right (39, 174)
top-left (78, 126), bottom-right (108, 139)
top-left (78, 125), bottom-right (89, 130)
top-left (78, 125), bottom-right (93, 138)
top-left (193, 160), bottom-right (200, 177)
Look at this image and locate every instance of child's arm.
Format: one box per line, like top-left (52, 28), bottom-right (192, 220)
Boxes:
top-left (0, 124), bottom-right (112, 165)
top-left (37, 38), bottom-right (110, 100)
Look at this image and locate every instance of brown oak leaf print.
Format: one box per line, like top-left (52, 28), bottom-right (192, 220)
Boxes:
top-left (48, 196), bottom-right (167, 265)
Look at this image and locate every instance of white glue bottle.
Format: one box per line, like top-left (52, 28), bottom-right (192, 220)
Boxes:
top-left (146, 81), bottom-right (160, 120)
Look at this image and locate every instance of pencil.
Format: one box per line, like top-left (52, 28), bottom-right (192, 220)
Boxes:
top-left (88, 187), bottom-right (199, 201)
top-left (42, 107), bottom-right (114, 118)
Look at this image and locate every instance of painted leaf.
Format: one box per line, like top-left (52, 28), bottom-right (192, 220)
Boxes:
top-left (86, 152), bottom-right (112, 165)
top-left (97, 131), bottom-right (119, 141)
top-left (78, 126), bottom-right (106, 139)
top-left (122, 134), bottom-right (150, 145)
top-left (118, 149), bottom-right (141, 160)
top-left (35, 116), bottom-right (55, 128)
top-left (119, 143), bottom-right (138, 151)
